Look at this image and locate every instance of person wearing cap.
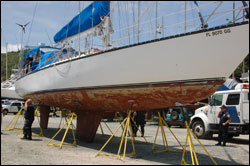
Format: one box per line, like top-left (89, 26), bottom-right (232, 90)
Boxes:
top-left (22, 99), bottom-right (35, 140)
top-left (215, 105), bottom-right (231, 146)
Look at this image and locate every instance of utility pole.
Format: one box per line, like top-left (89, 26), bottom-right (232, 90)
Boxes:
top-left (6, 43), bottom-right (8, 80)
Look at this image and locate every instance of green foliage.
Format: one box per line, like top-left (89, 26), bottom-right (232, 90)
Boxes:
top-left (1, 49), bottom-right (30, 82)
top-left (231, 54), bottom-right (249, 82)
top-left (1, 51), bottom-right (20, 81)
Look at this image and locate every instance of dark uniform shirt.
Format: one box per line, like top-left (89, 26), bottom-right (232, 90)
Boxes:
top-left (134, 111), bottom-right (146, 125)
top-left (24, 105), bottom-right (35, 121)
top-left (219, 112), bottom-right (231, 126)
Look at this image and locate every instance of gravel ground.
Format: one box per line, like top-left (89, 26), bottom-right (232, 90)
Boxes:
top-left (1, 114), bottom-right (249, 165)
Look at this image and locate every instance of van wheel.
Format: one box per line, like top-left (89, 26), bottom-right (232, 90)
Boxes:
top-left (192, 121), bottom-right (205, 139)
top-left (171, 111), bottom-right (179, 120)
top-left (3, 109), bottom-right (8, 115)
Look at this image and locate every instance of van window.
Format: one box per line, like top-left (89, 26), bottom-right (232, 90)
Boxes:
top-left (12, 103), bottom-right (22, 107)
top-left (211, 94), bottom-right (223, 106)
top-left (226, 94), bottom-right (240, 105)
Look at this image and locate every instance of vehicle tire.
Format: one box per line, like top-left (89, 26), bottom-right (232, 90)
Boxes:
top-left (192, 121), bottom-right (206, 139)
top-left (171, 111), bottom-right (179, 120)
top-left (3, 109), bottom-right (8, 115)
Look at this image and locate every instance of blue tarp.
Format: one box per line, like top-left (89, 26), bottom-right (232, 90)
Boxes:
top-left (25, 47), bottom-right (50, 59)
top-left (54, 1), bottom-right (110, 43)
top-left (33, 51), bottom-right (59, 71)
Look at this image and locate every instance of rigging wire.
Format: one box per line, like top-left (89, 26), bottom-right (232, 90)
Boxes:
top-left (25, 1), bottom-right (38, 47)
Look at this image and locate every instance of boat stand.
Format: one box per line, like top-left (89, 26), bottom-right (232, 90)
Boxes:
top-left (5, 107), bottom-right (24, 131)
top-left (16, 107), bottom-right (44, 137)
top-left (47, 112), bottom-right (77, 149)
top-left (96, 109), bottom-right (148, 160)
top-left (57, 110), bottom-right (76, 130)
top-left (181, 121), bottom-right (217, 165)
top-left (99, 121), bottom-right (113, 136)
top-left (152, 112), bottom-right (184, 154)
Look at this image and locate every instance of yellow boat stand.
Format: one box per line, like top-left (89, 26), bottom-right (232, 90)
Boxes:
top-left (96, 110), bottom-right (148, 160)
top-left (181, 121), bottom-right (217, 165)
top-left (5, 107), bottom-right (24, 131)
top-left (47, 112), bottom-right (77, 149)
top-left (57, 110), bottom-right (76, 129)
top-left (99, 121), bottom-right (113, 136)
top-left (16, 107), bottom-right (44, 138)
top-left (152, 112), bottom-right (184, 154)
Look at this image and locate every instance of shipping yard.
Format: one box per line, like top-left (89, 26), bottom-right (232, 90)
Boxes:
top-left (1, 1), bottom-right (249, 165)
top-left (1, 114), bottom-right (249, 165)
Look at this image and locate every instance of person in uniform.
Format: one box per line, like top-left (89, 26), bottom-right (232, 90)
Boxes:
top-left (22, 99), bottom-right (35, 140)
top-left (1, 103), bottom-right (4, 134)
top-left (215, 105), bottom-right (231, 146)
top-left (134, 111), bottom-right (146, 137)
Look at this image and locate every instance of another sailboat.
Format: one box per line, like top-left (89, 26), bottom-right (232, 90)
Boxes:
top-left (15, 1), bottom-right (249, 142)
top-left (1, 69), bottom-right (24, 100)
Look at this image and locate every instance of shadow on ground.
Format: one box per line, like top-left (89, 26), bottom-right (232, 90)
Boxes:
top-left (32, 127), bottom-right (247, 165)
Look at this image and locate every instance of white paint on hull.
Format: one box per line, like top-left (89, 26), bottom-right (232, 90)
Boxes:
top-left (15, 23), bottom-right (249, 97)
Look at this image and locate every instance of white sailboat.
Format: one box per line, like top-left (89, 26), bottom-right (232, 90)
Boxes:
top-left (14, 1), bottom-right (249, 141)
top-left (1, 69), bottom-right (24, 100)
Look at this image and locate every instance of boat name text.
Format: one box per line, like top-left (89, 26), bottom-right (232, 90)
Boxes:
top-left (205, 28), bottom-right (231, 37)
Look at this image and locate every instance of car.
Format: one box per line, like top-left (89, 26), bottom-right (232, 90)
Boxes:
top-left (165, 106), bottom-right (194, 128)
top-left (2, 100), bottom-right (24, 115)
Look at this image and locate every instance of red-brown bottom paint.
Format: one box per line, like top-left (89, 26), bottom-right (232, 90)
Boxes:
top-left (26, 80), bottom-right (224, 142)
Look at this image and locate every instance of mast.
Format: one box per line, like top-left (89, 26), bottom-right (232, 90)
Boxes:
top-left (20, 28), bottom-right (24, 72)
top-left (6, 43), bottom-right (8, 80)
top-left (233, 1), bottom-right (235, 24)
top-left (133, 1), bottom-right (135, 44)
top-left (155, 1), bottom-right (158, 39)
top-left (138, 1), bottom-right (140, 43)
top-left (162, 16), bottom-right (164, 37)
top-left (184, 1), bottom-right (187, 33)
top-left (78, 1), bottom-right (81, 56)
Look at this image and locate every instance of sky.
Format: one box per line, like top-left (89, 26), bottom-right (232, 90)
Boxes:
top-left (1, 1), bottom-right (248, 53)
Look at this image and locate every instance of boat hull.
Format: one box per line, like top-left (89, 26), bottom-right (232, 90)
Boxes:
top-left (15, 22), bottom-right (249, 142)
top-left (15, 22), bottom-right (249, 109)
top-left (24, 79), bottom-right (224, 112)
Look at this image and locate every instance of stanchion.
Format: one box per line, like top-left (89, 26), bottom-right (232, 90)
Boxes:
top-left (5, 107), bottom-right (24, 131)
top-left (181, 121), bottom-right (217, 165)
top-left (47, 112), bottom-right (77, 149)
top-left (152, 112), bottom-right (183, 153)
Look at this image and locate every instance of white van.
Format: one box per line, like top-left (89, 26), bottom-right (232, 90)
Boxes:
top-left (2, 100), bottom-right (24, 115)
top-left (190, 83), bottom-right (249, 138)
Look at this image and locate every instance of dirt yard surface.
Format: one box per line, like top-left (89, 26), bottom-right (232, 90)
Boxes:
top-left (1, 114), bottom-right (249, 165)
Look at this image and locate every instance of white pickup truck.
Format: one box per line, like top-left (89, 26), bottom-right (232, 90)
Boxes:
top-left (190, 83), bottom-right (249, 139)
